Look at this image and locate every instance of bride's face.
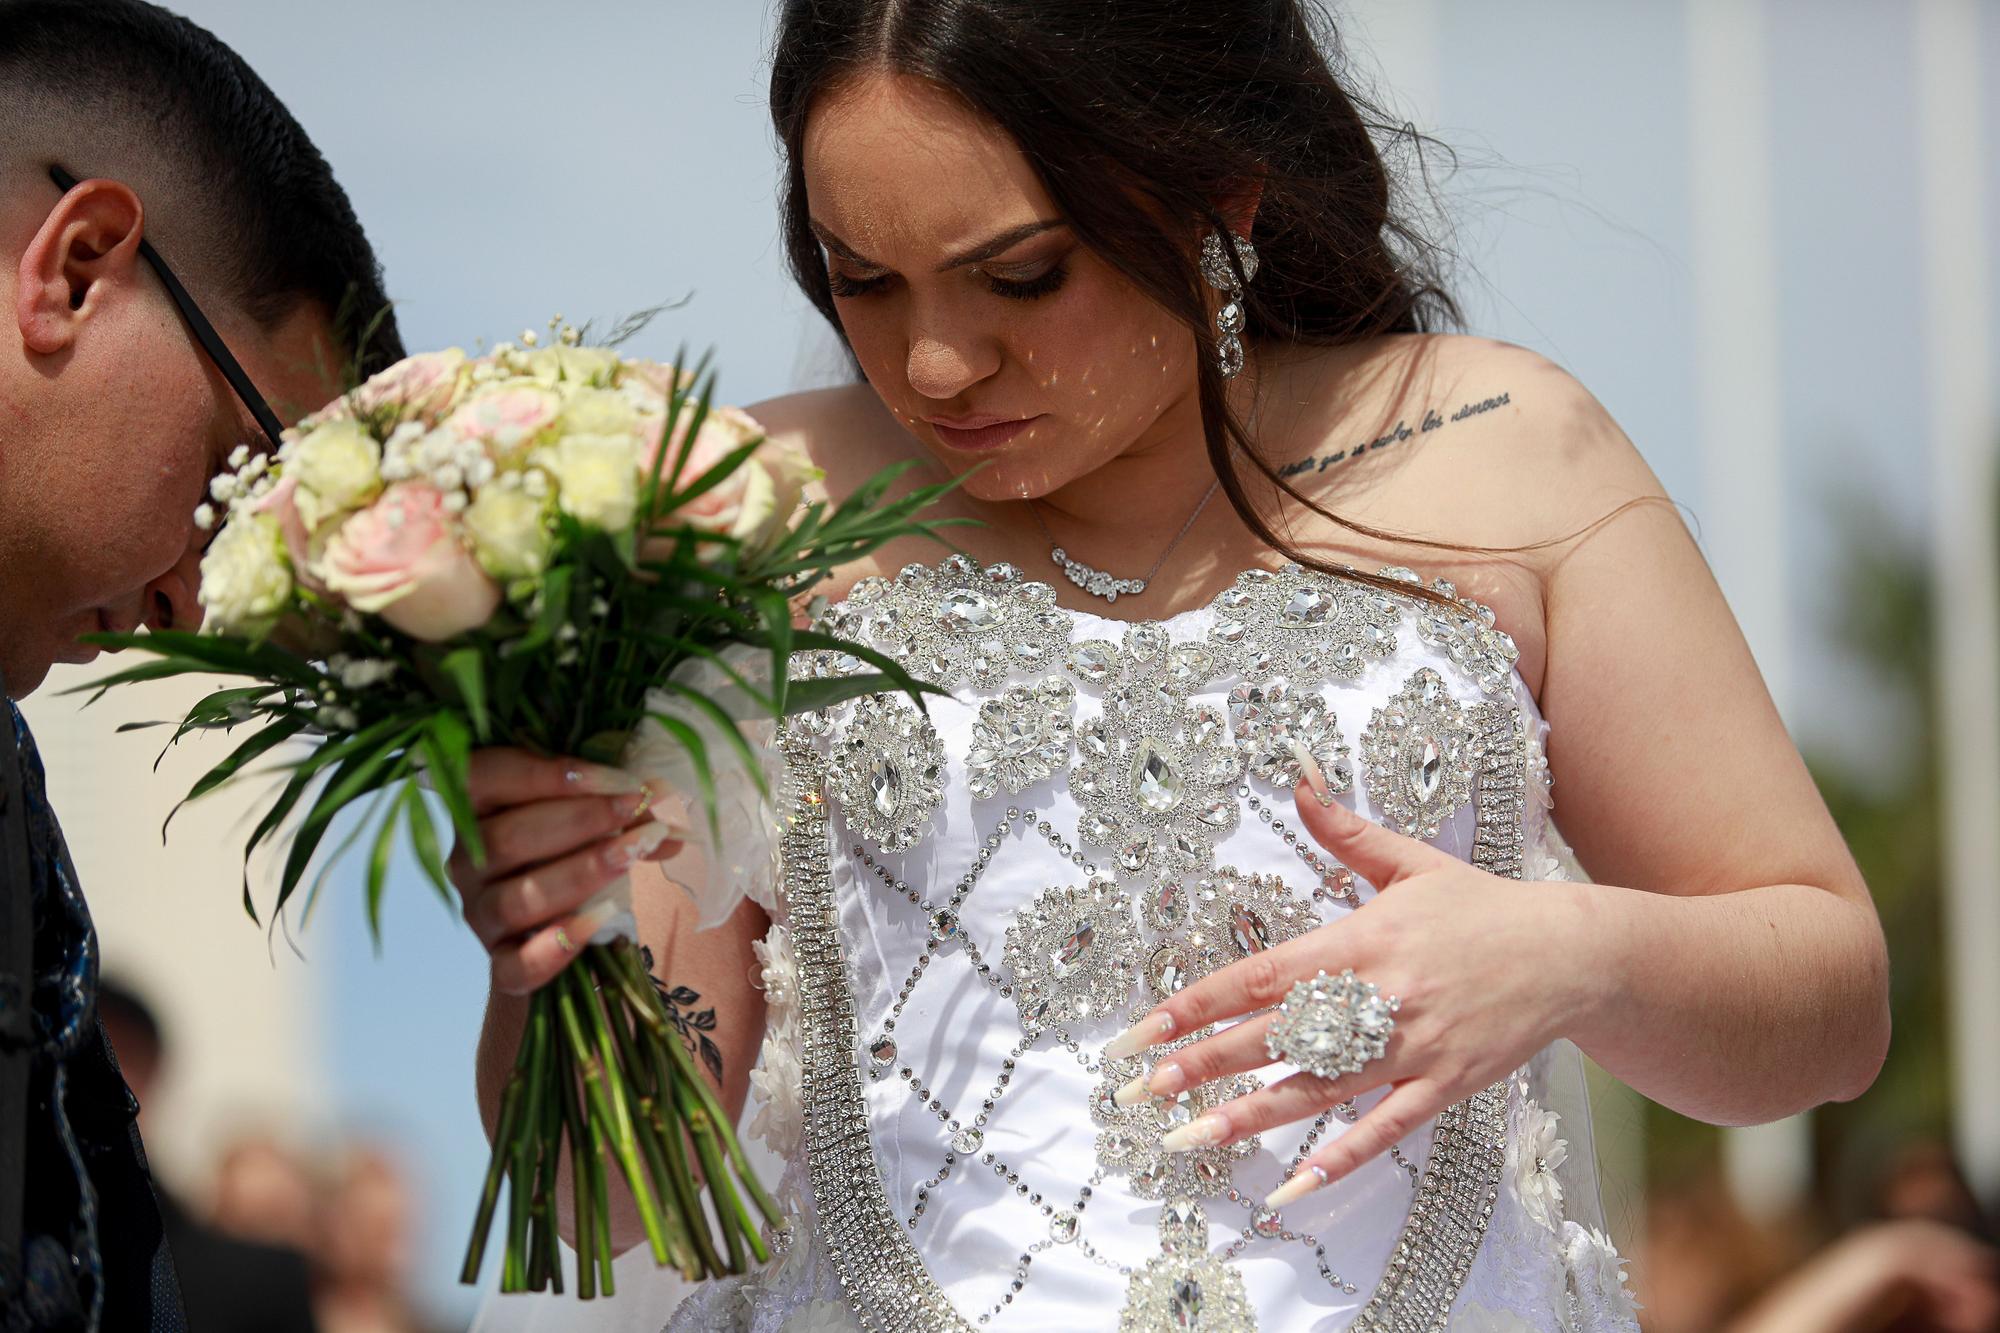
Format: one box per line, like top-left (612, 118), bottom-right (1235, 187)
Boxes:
top-left (801, 72), bottom-right (1198, 502)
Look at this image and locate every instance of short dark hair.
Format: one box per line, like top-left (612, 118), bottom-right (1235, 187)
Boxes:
top-left (0, 0), bottom-right (405, 376)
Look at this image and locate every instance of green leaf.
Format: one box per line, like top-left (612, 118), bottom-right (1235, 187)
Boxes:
top-left (510, 566), bottom-right (573, 656)
top-left (301, 783), bottom-right (395, 928)
top-left (165, 715), bottom-right (311, 839)
top-left (364, 787), bottom-right (405, 945)
top-left (781, 672), bottom-right (919, 716)
top-left (420, 713), bottom-right (483, 866)
top-left (440, 648), bottom-right (491, 743)
top-left (405, 791), bottom-right (453, 907)
top-left (78, 628), bottom-right (322, 688)
top-left (662, 438), bottom-right (759, 515)
top-left (274, 732), bottom-right (418, 919)
top-left (752, 589), bottom-right (793, 717)
top-left (652, 682), bottom-right (766, 800)
top-left (645, 712), bottom-right (719, 842)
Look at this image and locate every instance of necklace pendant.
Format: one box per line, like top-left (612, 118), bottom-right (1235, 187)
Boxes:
top-left (1052, 546), bottom-right (1147, 604)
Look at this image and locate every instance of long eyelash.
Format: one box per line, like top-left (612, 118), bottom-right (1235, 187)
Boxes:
top-left (827, 270), bottom-right (890, 298)
top-left (985, 264), bottom-right (1069, 302)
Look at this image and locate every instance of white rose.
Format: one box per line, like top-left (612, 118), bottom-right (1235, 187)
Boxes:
top-left (555, 345), bottom-right (620, 386)
top-left (290, 418), bottom-right (384, 530)
top-left (558, 386), bottom-right (643, 438)
top-left (199, 512), bottom-right (292, 633)
top-left (462, 486), bottom-right (553, 580)
top-left (544, 432), bottom-right (640, 531)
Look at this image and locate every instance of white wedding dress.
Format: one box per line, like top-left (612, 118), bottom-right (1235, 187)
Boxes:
top-left (477, 554), bottom-right (1641, 1333)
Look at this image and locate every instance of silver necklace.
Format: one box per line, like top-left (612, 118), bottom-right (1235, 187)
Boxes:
top-left (1028, 480), bottom-right (1220, 603)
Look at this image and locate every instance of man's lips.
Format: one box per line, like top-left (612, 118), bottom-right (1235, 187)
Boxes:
top-left (927, 413), bottom-right (1047, 451)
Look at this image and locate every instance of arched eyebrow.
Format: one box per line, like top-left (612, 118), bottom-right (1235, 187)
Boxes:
top-left (810, 218), bottom-right (1067, 274)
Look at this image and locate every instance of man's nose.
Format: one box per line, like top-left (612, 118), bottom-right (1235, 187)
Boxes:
top-left (143, 542), bottom-right (205, 633)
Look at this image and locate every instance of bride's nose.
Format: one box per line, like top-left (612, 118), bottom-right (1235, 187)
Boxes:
top-left (905, 317), bottom-right (1000, 402)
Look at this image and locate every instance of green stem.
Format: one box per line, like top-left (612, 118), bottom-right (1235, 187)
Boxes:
top-left (584, 1091), bottom-right (617, 1297)
top-left (531, 1031), bottom-right (565, 1294)
top-left (504, 1004), bottom-right (551, 1291)
top-left (560, 1053), bottom-right (596, 1301)
top-left (677, 1074), bottom-right (754, 1271)
top-left (611, 939), bottom-right (773, 1263)
top-left (594, 966), bottom-right (700, 1278)
top-left (459, 995), bottom-right (537, 1285)
top-left (648, 1038), bottom-right (726, 1278)
top-left (653, 978), bottom-right (783, 1233)
top-left (557, 965), bottom-right (669, 1269)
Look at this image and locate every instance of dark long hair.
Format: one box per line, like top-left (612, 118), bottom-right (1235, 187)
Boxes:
top-left (769, 0), bottom-right (1468, 593)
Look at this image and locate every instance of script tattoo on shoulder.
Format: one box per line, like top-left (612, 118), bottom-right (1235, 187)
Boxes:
top-left (640, 944), bottom-right (725, 1082)
top-left (1276, 389), bottom-right (1514, 479)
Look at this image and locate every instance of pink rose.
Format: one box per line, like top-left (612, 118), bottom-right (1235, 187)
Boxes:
top-left (319, 483), bottom-right (501, 642)
top-left (652, 408), bottom-right (818, 554)
top-left (446, 385), bottom-right (563, 454)
top-left (618, 359), bottom-right (689, 402)
top-left (349, 349), bottom-right (469, 427)
top-left (253, 475), bottom-right (325, 594)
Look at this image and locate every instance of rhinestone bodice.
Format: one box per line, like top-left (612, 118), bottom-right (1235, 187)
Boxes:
top-left (713, 556), bottom-right (1618, 1333)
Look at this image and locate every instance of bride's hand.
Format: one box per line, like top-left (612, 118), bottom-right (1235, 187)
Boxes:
top-left (1101, 783), bottom-right (1592, 1209)
top-left (447, 749), bottom-right (684, 995)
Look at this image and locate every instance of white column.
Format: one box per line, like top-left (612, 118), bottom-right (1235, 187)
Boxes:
top-left (1686, 0), bottom-right (1815, 1221)
top-left (1915, 0), bottom-right (2000, 1199)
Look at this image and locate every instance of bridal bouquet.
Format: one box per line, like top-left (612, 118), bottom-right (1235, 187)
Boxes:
top-left (81, 334), bottom-right (954, 1297)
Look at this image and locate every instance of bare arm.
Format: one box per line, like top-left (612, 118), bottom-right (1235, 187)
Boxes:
top-left (1533, 387), bottom-right (1889, 1122)
top-left (454, 750), bottom-right (770, 1256)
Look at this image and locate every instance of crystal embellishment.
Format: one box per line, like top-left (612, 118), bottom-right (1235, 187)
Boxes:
top-left (1004, 881), bottom-right (1141, 1034)
top-left (1092, 1044), bottom-right (1258, 1200)
top-left (1120, 1249), bottom-right (1258, 1332)
top-left (853, 554), bottom-right (1071, 691)
top-left (1192, 867), bottom-right (1318, 969)
top-left (1470, 703), bottom-right (1528, 879)
top-left (1360, 668), bottom-right (1475, 840)
top-left (1072, 624), bottom-right (1242, 880)
top-left (1264, 968), bottom-right (1400, 1080)
top-left (1226, 678), bottom-right (1353, 792)
top-left (828, 694), bottom-right (947, 853)
top-left (1380, 565), bottom-right (1523, 699)
top-left (966, 676), bottom-right (1076, 799)
top-left (1205, 563), bottom-right (1401, 684)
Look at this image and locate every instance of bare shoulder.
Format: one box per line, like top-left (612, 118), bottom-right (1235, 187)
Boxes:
top-left (1275, 335), bottom-right (1667, 562)
top-left (746, 382), bottom-right (917, 503)
top-left (745, 381), bottom-right (960, 596)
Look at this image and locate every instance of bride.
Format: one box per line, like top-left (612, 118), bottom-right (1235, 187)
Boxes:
top-left (455, 2), bottom-right (1889, 1328)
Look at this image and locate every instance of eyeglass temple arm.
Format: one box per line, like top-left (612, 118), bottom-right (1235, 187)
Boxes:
top-left (47, 165), bottom-right (287, 447)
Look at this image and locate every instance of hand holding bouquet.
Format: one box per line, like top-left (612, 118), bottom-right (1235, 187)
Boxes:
top-left (83, 333), bottom-right (957, 1297)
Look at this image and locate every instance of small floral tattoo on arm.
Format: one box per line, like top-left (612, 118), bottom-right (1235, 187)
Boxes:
top-left (640, 944), bottom-right (724, 1083)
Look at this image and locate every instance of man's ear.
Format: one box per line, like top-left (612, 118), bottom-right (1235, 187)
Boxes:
top-left (15, 177), bottom-right (147, 356)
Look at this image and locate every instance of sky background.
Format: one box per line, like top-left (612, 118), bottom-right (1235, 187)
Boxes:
top-left (39, 0), bottom-right (1997, 1324)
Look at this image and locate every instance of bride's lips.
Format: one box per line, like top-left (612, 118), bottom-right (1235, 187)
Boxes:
top-left (927, 413), bottom-right (1047, 452)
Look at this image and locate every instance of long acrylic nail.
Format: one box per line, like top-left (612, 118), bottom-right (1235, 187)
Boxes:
top-left (567, 764), bottom-right (645, 796)
top-left (1291, 740), bottom-right (1334, 806)
top-left (1160, 1113), bottom-right (1228, 1153)
top-left (1103, 1011), bottom-right (1176, 1061)
top-left (1145, 1061), bottom-right (1188, 1099)
top-left (606, 823), bottom-right (671, 868)
top-left (1264, 1163), bottom-right (1329, 1209)
top-left (1113, 1076), bottom-right (1150, 1109)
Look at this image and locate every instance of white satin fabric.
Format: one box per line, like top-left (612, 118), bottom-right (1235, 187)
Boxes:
top-left (474, 584), bottom-right (1639, 1333)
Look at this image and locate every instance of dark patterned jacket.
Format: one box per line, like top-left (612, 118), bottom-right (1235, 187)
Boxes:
top-left (1, 680), bottom-right (185, 1331)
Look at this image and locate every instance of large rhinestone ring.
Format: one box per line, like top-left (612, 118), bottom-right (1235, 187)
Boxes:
top-left (1263, 968), bottom-right (1400, 1080)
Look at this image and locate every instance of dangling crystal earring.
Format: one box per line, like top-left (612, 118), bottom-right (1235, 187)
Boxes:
top-left (1199, 231), bottom-right (1258, 380)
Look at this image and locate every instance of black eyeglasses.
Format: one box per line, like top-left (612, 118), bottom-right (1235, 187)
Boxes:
top-left (49, 163), bottom-right (285, 448)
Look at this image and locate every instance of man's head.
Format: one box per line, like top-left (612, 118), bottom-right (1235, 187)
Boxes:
top-left (0, 0), bottom-right (405, 696)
